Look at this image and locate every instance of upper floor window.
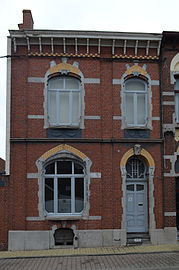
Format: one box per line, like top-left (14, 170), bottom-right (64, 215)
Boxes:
top-left (44, 160), bottom-right (85, 216)
top-left (48, 76), bottom-right (81, 127)
top-left (124, 79), bottom-right (147, 127)
top-left (174, 77), bottom-right (179, 123)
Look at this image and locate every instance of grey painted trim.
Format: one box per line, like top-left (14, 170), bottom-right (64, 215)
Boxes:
top-left (84, 116), bottom-right (101, 120)
top-left (10, 30), bottom-right (162, 41)
top-left (120, 66), bottom-right (153, 130)
top-left (90, 172), bottom-right (101, 178)
top-left (164, 173), bottom-right (174, 177)
top-left (28, 77), bottom-right (45, 83)
top-left (164, 212), bottom-right (176, 217)
top-left (6, 37), bottom-right (11, 175)
top-left (88, 216), bottom-right (101, 220)
top-left (113, 116), bottom-right (122, 120)
top-left (27, 173), bottom-right (38, 179)
top-left (112, 79), bottom-right (121, 85)
top-left (112, 79), bottom-right (159, 86)
top-left (26, 217), bottom-right (45, 221)
top-left (44, 61), bottom-right (85, 130)
top-left (28, 115), bottom-right (44, 119)
top-left (162, 92), bottom-right (174, 96)
top-left (151, 80), bottom-right (159, 85)
top-left (28, 77), bottom-right (100, 84)
top-left (163, 101), bottom-right (175, 105)
top-left (84, 78), bottom-right (100, 84)
top-left (26, 216), bottom-right (101, 221)
top-left (151, 117), bottom-right (160, 120)
top-left (164, 155), bottom-right (173, 159)
top-left (36, 149), bottom-right (92, 221)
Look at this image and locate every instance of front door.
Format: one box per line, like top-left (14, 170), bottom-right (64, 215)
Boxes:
top-left (126, 182), bottom-right (148, 233)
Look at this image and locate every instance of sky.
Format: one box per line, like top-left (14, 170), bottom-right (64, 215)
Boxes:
top-left (0, 0), bottom-right (179, 160)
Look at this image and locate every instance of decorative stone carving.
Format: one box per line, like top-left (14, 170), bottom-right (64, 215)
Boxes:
top-left (134, 144), bottom-right (142, 155)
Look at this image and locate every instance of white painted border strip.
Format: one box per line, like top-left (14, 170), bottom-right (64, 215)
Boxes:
top-left (26, 216), bottom-right (102, 221)
top-left (163, 101), bottom-right (175, 105)
top-left (151, 117), bottom-right (160, 120)
top-left (27, 173), bottom-right (38, 179)
top-left (87, 216), bottom-right (101, 220)
top-left (164, 173), bottom-right (174, 177)
top-left (162, 92), bottom-right (174, 96)
top-left (151, 80), bottom-right (159, 85)
top-left (84, 116), bottom-right (101, 120)
top-left (28, 115), bottom-right (44, 119)
top-left (112, 79), bottom-right (121, 85)
top-left (28, 77), bottom-right (45, 83)
top-left (26, 217), bottom-right (44, 221)
top-left (28, 172), bottom-right (101, 179)
top-left (90, 172), bottom-right (101, 178)
top-left (113, 116), bottom-right (122, 120)
top-left (84, 78), bottom-right (100, 84)
top-left (164, 212), bottom-right (176, 217)
top-left (164, 155), bottom-right (173, 159)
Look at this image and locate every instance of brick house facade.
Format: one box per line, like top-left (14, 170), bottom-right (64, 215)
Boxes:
top-left (1, 10), bottom-right (178, 251)
top-left (161, 31), bottom-right (179, 235)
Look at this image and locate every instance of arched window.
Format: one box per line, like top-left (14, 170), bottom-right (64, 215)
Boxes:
top-left (44, 160), bottom-right (85, 216)
top-left (48, 76), bottom-right (81, 127)
top-left (124, 79), bottom-right (147, 126)
top-left (126, 156), bottom-right (146, 180)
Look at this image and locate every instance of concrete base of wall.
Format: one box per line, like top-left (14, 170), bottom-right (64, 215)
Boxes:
top-left (8, 227), bottom-right (177, 251)
top-left (8, 229), bottom-right (126, 251)
top-left (8, 231), bottom-right (50, 251)
top-left (150, 227), bottom-right (177, 245)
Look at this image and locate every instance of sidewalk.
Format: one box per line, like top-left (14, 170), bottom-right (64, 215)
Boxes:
top-left (0, 243), bottom-right (179, 259)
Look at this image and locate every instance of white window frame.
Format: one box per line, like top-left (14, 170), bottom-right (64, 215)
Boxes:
top-left (48, 76), bottom-right (81, 127)
top-left (124, 78), bottom-right (148, 127)
top-left (43, 160), bottom-right (86, 217)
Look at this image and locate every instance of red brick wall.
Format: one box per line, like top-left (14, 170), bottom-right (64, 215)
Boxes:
top-left (0, 39), bottom-right (164, 249)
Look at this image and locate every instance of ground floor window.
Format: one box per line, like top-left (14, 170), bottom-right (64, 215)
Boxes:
top-left (44, 160), bottom-right (85, 216)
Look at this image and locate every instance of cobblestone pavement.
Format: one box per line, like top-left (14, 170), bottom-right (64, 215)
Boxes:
top-left (0, 252), bottom-right (179, 270)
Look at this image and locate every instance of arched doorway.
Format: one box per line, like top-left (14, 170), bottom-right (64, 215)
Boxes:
top-left (126, 156), bottom-right (148, 233)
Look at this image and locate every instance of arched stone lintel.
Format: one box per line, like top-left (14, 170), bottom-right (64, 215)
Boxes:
top-left (49, 63), bottom-right (81, 76)
top-left (120, 147), bottom-right (155, 168)
top-left (41, 144), bottom-right (87, 162)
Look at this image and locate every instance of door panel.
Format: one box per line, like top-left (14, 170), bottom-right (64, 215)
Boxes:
top-left (126, 182), bottom-right (148, 232)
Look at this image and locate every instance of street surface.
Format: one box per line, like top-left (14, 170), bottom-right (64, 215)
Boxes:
top-left (0, 251), bottom-right (179, 270)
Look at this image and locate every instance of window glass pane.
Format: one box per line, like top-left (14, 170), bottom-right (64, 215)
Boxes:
top-left (74, 162), bottom-right (83, 174)
top-left (49, 77), bottom-right (63, 89)
top-left (58, 178), bottom-right (71, 213)
top-left (75, 178), bottom-right (84, 212)
top-left (125, 80), bottom-right (145, 91)
top-left (174, 78), bottom-right (179, 90)
top-left (127, 184), bottom-right (134, 191)
top-left (126, 94), bottom-right (134, 124)
top-left (126, 157), bottom-right (146, 179)
top-left (45, 178), bottom-right (54, 212)
top-left (49, 91), bottom-right (56, 123)
top-left (136, 184), bottom-right (144, 191)
top-left (137, 94), bottom-right (146, 125)
top-left (45, 162), bottom-right (55, 174)
top-left (72, 92), bottom-right (80, 124)
top-left (59, 92), bottom-right (69, 123)
top-left (65, 78), bottom-right (79, 89)
top-left (57, 161), bottom-right (72, 174)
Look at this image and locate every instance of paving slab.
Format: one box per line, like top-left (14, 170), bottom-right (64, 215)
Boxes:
top-left (0, 244), bottom-right (178, 259)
